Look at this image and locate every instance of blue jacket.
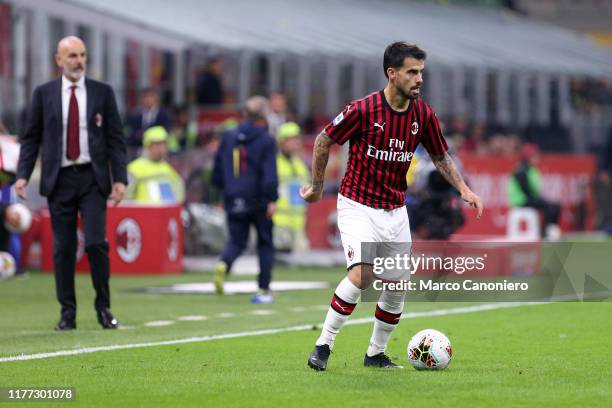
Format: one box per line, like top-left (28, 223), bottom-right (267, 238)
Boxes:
top-left (212, 122), bottom-right (278, 214)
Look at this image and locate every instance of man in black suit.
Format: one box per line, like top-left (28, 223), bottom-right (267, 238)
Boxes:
top-left (15, 36), bottom-right (127, 331)
top-left (125, 87), bottom-right (171, 158)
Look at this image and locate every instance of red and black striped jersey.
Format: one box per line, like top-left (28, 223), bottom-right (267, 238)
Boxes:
top-left (324, 90), bottom-right (447, 209)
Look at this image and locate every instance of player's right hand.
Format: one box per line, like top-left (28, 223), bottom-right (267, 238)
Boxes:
top-left (14, 178), bottom-right (28, 201)
top-left (300, 185), bottom-right (322, 203)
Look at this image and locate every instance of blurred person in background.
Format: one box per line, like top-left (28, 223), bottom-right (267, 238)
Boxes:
top-left (126, 126), bottom-right (185, 204)
top-left (126, 87), bottom-right (171, 157)
top-left (15, 36), bottom-right (127, 330)
top-left (0, 187), bottom-right (25, 275)
top-left (212, 96), bottom-right (278, 304)
top-left (182, 118), bottom-right (239, 204)
top-left (595, 129), bottom-right (612, 235)
top-left (266, 91), bottom-right (290, 137)
top-left (508, 143), bottom-right (561, 239)
top-left (167, 105), bottom-right (198, 153)
top-left (488, 133), bottom-right (521, 156)
top-left (407, 143), bottom-right (465, 240)
top-left (461, 122), bottom-right (488, 155)
top-left (0, 201), bottom-right (30, 279)
top-left (0, 128), bottom-right (29, 275)
top-left (196, 57), bottom-right (224, 106)
top-left (445, 116), bottom-right (468, 150)
top-left (273, 122), bottom-right (310, 252)
top-left (0, 202), bottom-right (24, 249)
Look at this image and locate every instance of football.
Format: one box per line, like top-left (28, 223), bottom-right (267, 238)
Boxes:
top-left (407, 329), bottom-right (453, 370)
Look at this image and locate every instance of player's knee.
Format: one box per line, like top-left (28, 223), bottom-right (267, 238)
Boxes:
top-left (380, 289), bottom-right (406, 311)
top-left (348, 264), bottom-right (374, 289)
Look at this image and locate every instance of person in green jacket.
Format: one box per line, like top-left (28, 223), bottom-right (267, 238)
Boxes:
top-left (508, 143), bottom-right (560, 239)
top-left (273, 122), bottom-right (310, 251)
top-left (167, 105), bottom-right (199, 153)
top-left (126, 126), bottom-right (185, 203)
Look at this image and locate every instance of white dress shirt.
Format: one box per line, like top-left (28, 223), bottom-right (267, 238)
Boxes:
top-left (61, 75), bottom-right (91, 167)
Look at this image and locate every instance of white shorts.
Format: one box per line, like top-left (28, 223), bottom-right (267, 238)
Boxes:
top-left (337, 194), bottom-right (412, 270)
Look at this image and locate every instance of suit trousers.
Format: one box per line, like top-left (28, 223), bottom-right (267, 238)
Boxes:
top-left (48, 164), bottom-right (110, 318)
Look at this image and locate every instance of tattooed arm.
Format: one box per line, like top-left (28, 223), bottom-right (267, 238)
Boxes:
top-left (430, 152), bottom-right (484, 218)
top-left (300, 130), bottom-right (334, 203)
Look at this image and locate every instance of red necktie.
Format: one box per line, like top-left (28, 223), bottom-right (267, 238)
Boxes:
top-left (67, 85), bottom-right (80, 160)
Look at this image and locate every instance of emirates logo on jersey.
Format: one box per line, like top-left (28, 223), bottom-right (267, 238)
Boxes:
top-left (411, 121), bottom-right (419, 135)
top-left (366, 138), bottom-right (414, 162)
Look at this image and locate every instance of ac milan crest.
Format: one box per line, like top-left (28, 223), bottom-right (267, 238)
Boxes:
top-left (411, 121), bottom-right (419, 135)
top-left (115, 218), bottom-right (142, 263)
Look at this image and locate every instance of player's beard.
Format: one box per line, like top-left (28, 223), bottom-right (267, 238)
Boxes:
top-left (396, 82), bottom-right (420, 100)
top-left (405, 85), bottom-right (421, 100)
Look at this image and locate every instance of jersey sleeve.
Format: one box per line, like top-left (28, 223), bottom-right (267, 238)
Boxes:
top-left (323, 102), bottom-right (361, 145)
top-left (420, 103), bottom-right (448, 157)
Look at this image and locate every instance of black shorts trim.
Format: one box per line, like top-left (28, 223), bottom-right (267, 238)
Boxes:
top-left (347, 262), bottom-right (374, 272)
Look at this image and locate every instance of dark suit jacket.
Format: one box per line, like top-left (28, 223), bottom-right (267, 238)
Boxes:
top-left (125, 108), bottom-right (171, 148)
top-left (17, 78), bottom-right (128, 197)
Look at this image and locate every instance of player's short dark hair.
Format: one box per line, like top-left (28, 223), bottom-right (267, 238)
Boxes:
top-left (383, 42), bottom-right (427, 78)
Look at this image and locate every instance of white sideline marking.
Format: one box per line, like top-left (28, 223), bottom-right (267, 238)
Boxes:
top-left (144, 320), bottom-right (175, 327)
top-left (249, 310), bottom-right (275, 316)
top-left (177, 316), bottom-right (208, 321)
top-left (0, 302), bottom-right (543, 363)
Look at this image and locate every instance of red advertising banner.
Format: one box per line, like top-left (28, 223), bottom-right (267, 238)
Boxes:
top-left (40, 204), bottom-right (183, 274)
top-left (305, 154), bottom-right (596, 248)
top-left (458, 154), bottom-right (595, 235)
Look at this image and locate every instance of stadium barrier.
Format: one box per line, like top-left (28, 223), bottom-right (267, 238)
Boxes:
top-left (40, 204), bottom-right (182, 274)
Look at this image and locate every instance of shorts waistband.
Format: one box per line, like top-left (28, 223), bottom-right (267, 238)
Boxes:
top-left (338, 194), bottom-right (403, 212)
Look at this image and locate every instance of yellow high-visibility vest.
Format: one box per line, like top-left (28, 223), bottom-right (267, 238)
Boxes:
top-left (126, 157), bottom-right (185, 203)
top-left (273, 154), bottom-right (309, 230)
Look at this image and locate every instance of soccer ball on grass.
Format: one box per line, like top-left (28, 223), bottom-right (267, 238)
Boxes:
top-left (407, 329), bottom-right (452, 370)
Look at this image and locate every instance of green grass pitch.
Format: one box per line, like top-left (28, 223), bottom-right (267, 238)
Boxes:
top-left (0, 268), bottom-right (610, 407)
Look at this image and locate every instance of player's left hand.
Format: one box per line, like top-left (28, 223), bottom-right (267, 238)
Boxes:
top-left (460, 189), bottom-right (484, 219)
top-left (110, 182), bottom-right (126, 207)
top-left (300, 185), bottom-right (322, 203)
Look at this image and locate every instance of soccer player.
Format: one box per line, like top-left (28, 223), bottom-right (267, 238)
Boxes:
top-left (301, 42), bottom-right (483, 371)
